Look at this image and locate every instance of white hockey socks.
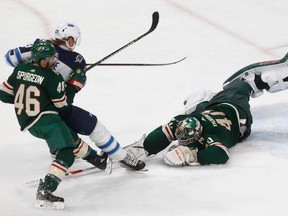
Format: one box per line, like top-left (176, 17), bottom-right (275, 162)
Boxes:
top-left (89, 121), bottom-right (126, 161)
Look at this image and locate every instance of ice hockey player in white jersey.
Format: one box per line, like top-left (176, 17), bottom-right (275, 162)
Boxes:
top-left (4, 22), bottom-right (146, 172)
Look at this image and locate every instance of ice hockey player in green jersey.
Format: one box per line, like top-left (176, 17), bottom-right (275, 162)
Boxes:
top-left (0, 40), bottom-right (104, 209)
top-left (125, 52), bottom-right (288, 167)
top-left (5, 22), bottom-right (145, 171)
top-left (144, 79), bottom-right (253, 166)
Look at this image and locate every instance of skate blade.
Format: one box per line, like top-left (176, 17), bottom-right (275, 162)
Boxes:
top-left (35, 200), bottom-right (64, 210)
top-left (119, 162), bottom-right (148, 172)
top-left (105, 158), bottom-right (113, 174)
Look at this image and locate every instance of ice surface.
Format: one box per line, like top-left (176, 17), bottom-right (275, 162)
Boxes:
top-left (1, 0), bottom-right (288, 215)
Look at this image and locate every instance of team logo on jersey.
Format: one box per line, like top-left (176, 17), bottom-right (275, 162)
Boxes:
top-left (75, 54), bottom-right (84, 63)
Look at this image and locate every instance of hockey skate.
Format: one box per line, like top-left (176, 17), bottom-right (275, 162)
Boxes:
top-left (87, 152), bottom-right (113, 174)
top-left (87, 152), bottom-right (108, 170)
top-left (119, 154), bottom-right (146, 171)
top-left (35, 179), bottom-right (64, 210)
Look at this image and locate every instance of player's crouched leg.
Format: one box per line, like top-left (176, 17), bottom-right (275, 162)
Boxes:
top-left (29, 116), bottom-right (77, 209)
top-left (36, 147), bottom-right (75, 209)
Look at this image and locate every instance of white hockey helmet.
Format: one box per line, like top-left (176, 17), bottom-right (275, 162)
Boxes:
top-left (54, 22), bottom-right (81, 50)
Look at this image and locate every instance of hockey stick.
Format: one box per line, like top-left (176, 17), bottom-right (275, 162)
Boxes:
top-left (25, 158), bottom-right (113, 186)
top-left (85, 11), bottom-right (159, 72)
top-left (66, 166), bottom-right (98, 176)
top-left (24, 167), bottom-right (99, 186)
top-left (86, 57), bottom-right (187, 67)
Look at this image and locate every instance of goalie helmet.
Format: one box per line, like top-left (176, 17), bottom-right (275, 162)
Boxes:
top-left (31, 40), bottom-right (57, 64)
top-left (54, 22), bottom-right (81, 50)
top-left (175, 117), bottom-right (203, 145)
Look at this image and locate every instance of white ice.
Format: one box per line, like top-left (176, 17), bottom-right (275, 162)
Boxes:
top-left (0, 0), bottom-right (288, 215)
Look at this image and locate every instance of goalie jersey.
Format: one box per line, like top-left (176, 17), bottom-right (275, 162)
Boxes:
top-left (4, 39), bottom-right (86, 81)
top-left (190, 103), bottom-right (241, 163)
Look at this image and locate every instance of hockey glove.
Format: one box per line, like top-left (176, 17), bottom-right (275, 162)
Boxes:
top-left (68, 68), bottom-right (86, 92)
top-left (184, 89), bottom-right (215, 114)
top-left (163, 144), bottom-right (199, 166)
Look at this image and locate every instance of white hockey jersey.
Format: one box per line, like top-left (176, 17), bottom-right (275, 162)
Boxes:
top-left (4, 39), bottom-right (86, 81)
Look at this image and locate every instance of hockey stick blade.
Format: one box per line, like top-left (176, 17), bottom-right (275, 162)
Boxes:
top-left (86, 57), bottom-right (187, 67)
top-left (85, 11), bottom-right (159, 72)
top-left (104, 157), bottom-right (113, 174)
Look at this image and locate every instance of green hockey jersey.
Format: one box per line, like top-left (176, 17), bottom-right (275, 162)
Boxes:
top-left (0, 63), bottom-right (73, 131)
top-left (172, 103), bottom-right (241, 164)
top-left (191, 103), bottom-right (241, 164)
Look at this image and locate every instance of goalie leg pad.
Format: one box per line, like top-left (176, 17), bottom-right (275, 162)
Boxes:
top-left (223, 61), bottom-right (288, 97)
top-left (261, 67), bottom-right (288, 93)
top-left (245, 67), bottom-right (288, 96)
top-left (124, 134), bottom-right (148, 161)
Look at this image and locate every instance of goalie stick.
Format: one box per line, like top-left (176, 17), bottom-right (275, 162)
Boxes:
top-left (86, 57), bottom-right (187, 67)
top-left (85, 11), bottom-right (159, 72)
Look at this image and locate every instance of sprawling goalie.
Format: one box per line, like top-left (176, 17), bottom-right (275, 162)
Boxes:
top-left (126, 52), bottom-right (288, 166)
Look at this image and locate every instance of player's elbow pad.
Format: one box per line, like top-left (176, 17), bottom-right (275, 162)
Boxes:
top-left (198, 144), bottom-right (230, 165)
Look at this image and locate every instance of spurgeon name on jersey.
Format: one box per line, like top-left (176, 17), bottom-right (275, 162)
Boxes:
top-left (16, 71), bottom-right (45, 85)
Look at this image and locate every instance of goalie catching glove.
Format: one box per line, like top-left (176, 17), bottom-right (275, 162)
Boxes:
top-left (68, 68), bottom-right (86, 92)
top-left (163, 144), bottom-right (199, 166)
